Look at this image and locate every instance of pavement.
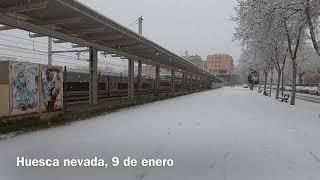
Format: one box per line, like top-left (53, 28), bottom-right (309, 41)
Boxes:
top-left (0, 87), bottom-right (319, 180)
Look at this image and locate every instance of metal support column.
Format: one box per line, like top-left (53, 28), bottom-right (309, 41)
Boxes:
top-left (63, 66), bottom-right (67, 111)
top-left (171, 69), bottom-right (175, 94)
top-left (192, 75), bottom-right (194, 92)
top-left (137, 16), bottom-right (143, 99)
top-left (195, 76), bottom-right (198, 91)
top-left (128, 59), bottom-right (134, 99)
top-left (182, 74), bottom-right (185, 93)
top-left (137, 60), bottom-right (143, 99)
top-left (185, 74), bottom-right (188, 93)
top-left (155, 65), bottom-right (160, 96)
top-left (48, 37), bottom-right (53, 65)
top-left (203, 78), bottom-right (206, 89)
top-left (89, 47), bottom-right (98, 105)
top-left (107, 76), bottom-right (110, 97)
top-left (205, 78), bottom-right (208, 89)
top-left (190, 75), bottom-right (192, 92)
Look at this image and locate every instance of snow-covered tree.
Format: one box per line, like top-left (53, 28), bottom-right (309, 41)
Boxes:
top-left (296, 44), bottom-right (320, 83)
top-left (305, 0), bottom-right (320, 56)
top-left (233, 0), bottom-right (309, 105)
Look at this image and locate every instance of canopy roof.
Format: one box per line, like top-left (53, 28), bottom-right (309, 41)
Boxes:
top-left (0, 0), bottom-right (221, 82)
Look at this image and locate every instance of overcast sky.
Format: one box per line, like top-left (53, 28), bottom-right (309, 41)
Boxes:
top-left (78, 0), bottom-right (241, 63)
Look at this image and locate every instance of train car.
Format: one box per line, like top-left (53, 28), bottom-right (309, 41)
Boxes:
top-left (64, 71), bottom-right (174, 103)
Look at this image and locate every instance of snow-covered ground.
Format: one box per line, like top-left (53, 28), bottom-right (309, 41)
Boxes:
top-left (0, 87), bottom-right (320, 180)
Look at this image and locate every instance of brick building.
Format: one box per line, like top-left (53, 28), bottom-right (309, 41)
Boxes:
top-left (207, 54), bottom-right (234, 75)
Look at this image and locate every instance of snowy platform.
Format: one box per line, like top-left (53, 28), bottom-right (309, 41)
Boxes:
top-left (0, 87), bottom-right (320, 180)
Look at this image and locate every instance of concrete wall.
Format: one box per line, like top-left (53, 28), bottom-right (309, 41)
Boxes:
top-left (0, 61), bottom-right (9, 84)
top-left (40, 65), bottom-right (63, 112)
top-left (0, 61), bottom-right (64, 117)
top-left (0, 61), bottom-right (9, 117)
top-left (0, 84), bottom-right (9, 117)
top-left (10, 62), bottom-right (40, 116)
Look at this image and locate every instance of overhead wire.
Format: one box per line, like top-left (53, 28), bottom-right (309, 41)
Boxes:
top-left (0, 31), bottom-right (158, 77)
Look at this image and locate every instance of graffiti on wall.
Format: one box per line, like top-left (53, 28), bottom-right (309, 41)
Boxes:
top-left (40, 65), bottom-right (63, 112)
top-left (10, 62), bottom-right (39, 115)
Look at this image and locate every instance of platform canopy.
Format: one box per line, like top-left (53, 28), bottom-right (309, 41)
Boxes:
top-left (0, 0), bottom-right (221, 82)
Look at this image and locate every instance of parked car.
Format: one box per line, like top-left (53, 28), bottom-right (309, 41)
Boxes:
top-left (309, 86), bottom-right (318, 95)
top-left (243, 84), bottom-right (249, 88)
top-left (301, 86), bottom-right (310, 94)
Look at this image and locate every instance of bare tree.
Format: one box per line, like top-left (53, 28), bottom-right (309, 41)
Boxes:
top-left (270, 39), bottom-right (288, 99)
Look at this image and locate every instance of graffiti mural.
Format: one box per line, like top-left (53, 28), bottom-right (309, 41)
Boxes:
top-left (40, 65), bottom-right (63, 112)
top-left (10, 62), bottom-right (39, 115)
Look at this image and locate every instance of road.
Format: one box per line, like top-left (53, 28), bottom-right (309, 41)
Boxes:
top-left (0, 87), bottom-right (320, 180)
top-left (296, 93), bottom-right (320, 104)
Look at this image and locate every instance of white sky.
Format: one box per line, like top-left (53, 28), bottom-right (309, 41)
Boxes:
top-left (78, 0), bottom-right (241, 62)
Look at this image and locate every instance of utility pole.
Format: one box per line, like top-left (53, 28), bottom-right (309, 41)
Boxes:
top-left (137, 16), bottom-right (143, 99)
top-left (138, 16), bottom-right (143, 35)
top-left (48, 37), bottom-right (53, 65)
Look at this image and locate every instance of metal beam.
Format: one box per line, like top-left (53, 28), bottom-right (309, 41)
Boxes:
top-left (133, 55), bottom-right (157, 60)
top-left (130, 52), bottom-right (163, 58)
top-left (3, 11), bottom-right (35, 21)
top-left (66, 27), bottom-right (108, 35)
top-left (72, 44), bottom-right (87, 48)
top-left (40, 18), bottom-right (81, 26)
top-left (53, 39), bottom-right (68, 44)
top-left (110, 42), bottom-right (139, 48)
top-left (125, 50), bottom-right (157, 55)
top-left (88, 35), bottom-right (124, 41)
top-left (100, 51), bottom-right (110, 56)
top-left (0, 25), bottom-right (15, 31)
top-left (51, 50), bottom-right (89, 54)
top-left (29, 33), bottom-right (46, 38)
top-left (0, 1), bottom-right (49, 13)
top-left (111, 54), bottom-right (122, 58)
top-left (122, 45), bottom-right (146, 51)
